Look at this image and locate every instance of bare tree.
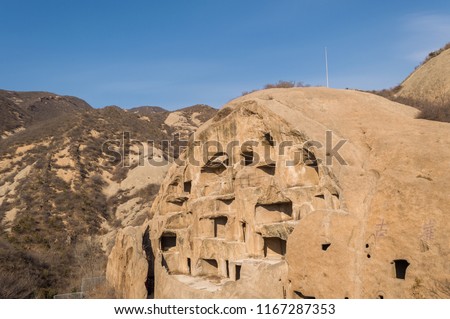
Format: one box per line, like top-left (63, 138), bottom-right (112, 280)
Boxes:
top-left (74, 237), bottom-right (106, 278)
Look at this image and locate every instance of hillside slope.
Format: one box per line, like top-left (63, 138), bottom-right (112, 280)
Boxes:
top-left (0, 90), bottom-right (216, 298)
top-left (375, 43), bottom-right (450, 122)
top-left (395, 44), bottom-right (450, 105)
top-left (0, 90), bottom-right (92, 139)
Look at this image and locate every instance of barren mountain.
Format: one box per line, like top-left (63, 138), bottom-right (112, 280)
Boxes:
top-left (0, 90), bottom-right (216, 298)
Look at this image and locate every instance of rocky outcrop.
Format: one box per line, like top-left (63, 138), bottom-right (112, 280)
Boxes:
top-left (111, 87), bottom-right (450, 298)
top-left (106, 226), bottom-right (150, 298)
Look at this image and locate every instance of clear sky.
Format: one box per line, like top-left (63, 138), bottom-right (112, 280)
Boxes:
top-left (1, 0), bottom-right (449, 110)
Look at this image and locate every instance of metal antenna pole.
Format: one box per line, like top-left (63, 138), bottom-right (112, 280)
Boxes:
top-left (325, 47), bottom-right (329, 88)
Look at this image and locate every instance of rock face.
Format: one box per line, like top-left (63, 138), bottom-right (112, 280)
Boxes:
top-left (141, 87), bottom-right (450, 298)
top-left (395, 45), bottom-right (450, 105)
top-left (106, 226), bottom-right (151, 298)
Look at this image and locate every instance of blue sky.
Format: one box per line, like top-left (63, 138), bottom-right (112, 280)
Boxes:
top-left (1, 0), bottom-right (449, 110)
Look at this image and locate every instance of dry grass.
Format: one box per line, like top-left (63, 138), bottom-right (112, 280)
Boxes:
top-left (371, 43), bottom-right (450, 123)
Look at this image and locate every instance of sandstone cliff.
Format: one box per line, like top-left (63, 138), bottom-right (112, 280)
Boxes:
top-left (109, 87), bottom-right (450, 299)
top-left (106, 226), bottom-right (151, 298)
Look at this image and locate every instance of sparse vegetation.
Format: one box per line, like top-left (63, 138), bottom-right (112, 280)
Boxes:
top-left (0, 89), bottom-right (217, 297)
top-left (417, 102), bottom-right (450, 122)
top-left (264, 80), bottom-right (308, 89)
top-left (372, 43), bottom-right (450, 123)
top-left (0, 237), bottom-right (58, 298)
top-left (242, 80), bottom-right (309, 96)
top-left (421, 42), bottom-right (450, 66)
top-left (372, 88), bottom-right (450, 123)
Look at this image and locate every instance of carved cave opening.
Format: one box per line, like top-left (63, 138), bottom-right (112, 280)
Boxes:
top-left (235, 265), bottom-right (242, 281)
top-left (322, 243), bottom-right (331, 251)
top-left (241, 221), bottom-right (247, 242)
top-left (184, 181), bottom-right (192, 193)
top-left (213, 216), bottom-right (228, 238)
top-left (263, 132), bottom-right (275, 146)
top-left (201, 165), bottom-right (226, 176)
top-left (265, 202), bottom-right (292, 216)
top-left (255, 202), bottom-right (293, 224)
top-left (257, 164), bottom-right (276, 176)
top-left (160, 232), bottom-right (177, 252)
top-left (393, 259), bottom-right (410, 280)
top-left (200, 259), bottom-right (219, 276)
top-left (264, 237), bottom-right (287, 258)
top-left (187, 258), bottom-right (191, 275)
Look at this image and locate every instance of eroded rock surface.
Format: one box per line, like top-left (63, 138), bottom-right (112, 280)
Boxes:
top-left (106, 226), bottom-right (150, 298)
top-left (115, 87), bottom-right (450, 298)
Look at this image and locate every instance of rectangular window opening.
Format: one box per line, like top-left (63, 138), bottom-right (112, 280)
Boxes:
top-left (235, 265), bottom-right (242, 281)
top-left (241, 222), bottom-right (247, 242)
top-left (393, 259), bottom-right (410, 279)
top-left (184, 181), bottom-right (192, 193)
top-left (213, 216), bottom-right (227, 238)
top-left (264, 237), bottom-right (286, 258)
top-left (187, 258), bottom-right (191, 275)
top-left (160, 233), bottom-right (177, 252)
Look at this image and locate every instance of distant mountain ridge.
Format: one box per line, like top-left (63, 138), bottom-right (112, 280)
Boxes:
top-left (0, 90), bottom-right (92, 139)
top-left (129, 105), bottom-right (169, 114)
top-left (130, 104), bottom-right (217, 140)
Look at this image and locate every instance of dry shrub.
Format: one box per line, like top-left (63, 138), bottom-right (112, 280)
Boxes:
top-left (417, 103), bottom-right (450, 122)
top-left (242, 80), bottom-right (310, 96)
top-left (264, 80), bottom-right (307, 89)
top-left (371, 89), bottom-right (450, 123)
